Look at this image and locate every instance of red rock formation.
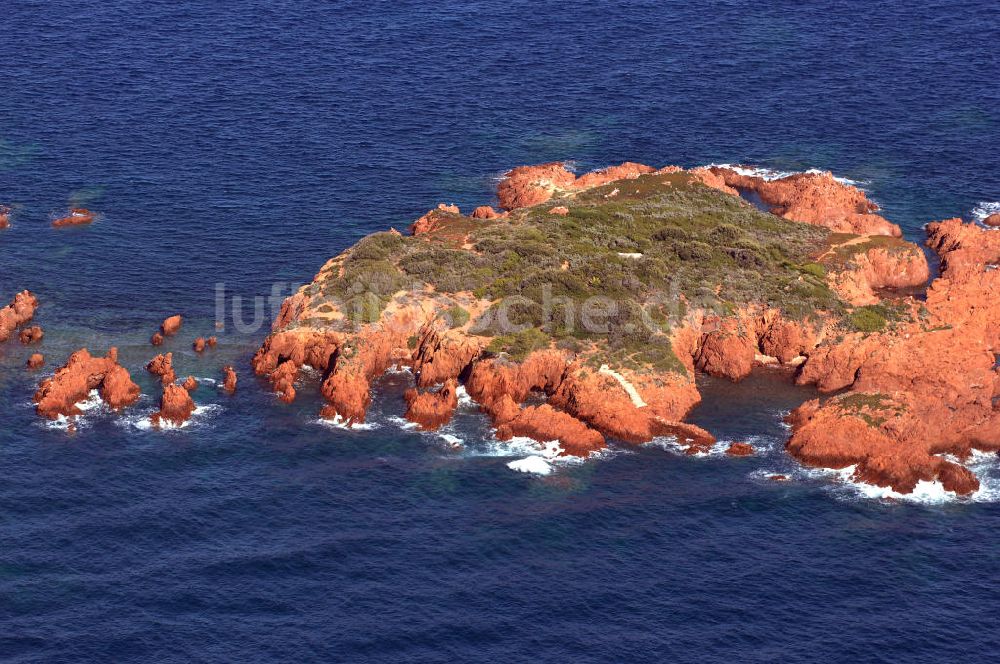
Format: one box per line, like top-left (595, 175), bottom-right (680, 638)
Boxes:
top-left (824, 238), bottom-right (931, 306)
top-left (252, 328), bottom-right (341, 399)
top-left (707, 168), bottom-right (901, 236)
top-left (160, 315), bottom-right (183, 337)
top-left (146, 353), bottom-right (177, 385)
top-left (769, 475), bottom-right (789, 481)
top-left (193, 337), bottom-right (206, 353)
top-left (100, 365), bottom-right (142, 410)
top-left (788, 219), bottom-right (1000, 496)
top-left (695, 317), bottom-right (757, 381)
top-left (34, 348), bottom-right (140, 419)
top-left (471, 205), bottom-right (501, 219)
top-left (222, 366), bottom-right (237, 394)
top-left (726, 442), bottom-right (755, 456)
top-left (497, 404), bottom-right (605, 457)
top-left (410, 324), bottom-right (483, 387)
top-left (26, 353), bottom-right (44, 370)
top-left (411, 203), bottom-right (461, 235)
top-left (151, 332), bottom-right (164, 346)
top-left (0, 205), bottom-right (10, 229)
top-left (181, 376), bottom-right (198, 392)
top-left (572, 162), bottom-right (655, 189)
top-left (151, 383), bottom-right (195, 427)
top-left (496, 163), bottom-right (576, 210)
top-left (548, 206), bottom-right (569, 216)
top-left (18, 325), bottom-right (44, 345)
top-left (52, 208), bottom-right (95, 227)
top-left (983, 213), bottom-right (1000, 227)
top-left (0, 290), bottom-right (38, 343)
top-left (206, 336), bottom-right (217, 348)
top-left (271, 360), bottom-right (298, 403)
top-left (404, 379), bottom-right (459, 430)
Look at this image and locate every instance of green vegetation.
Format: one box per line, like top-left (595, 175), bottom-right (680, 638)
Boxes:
top-left (837, 392), bottom-right (906, 428)
top-left (306, 171), bottom-right (868, 369)
top-left (442, 305), bottom-right (470, 329)
top-left (847, 303), bottom-right (910, 334)
top-left (847, 306), bottom-right (888, 333)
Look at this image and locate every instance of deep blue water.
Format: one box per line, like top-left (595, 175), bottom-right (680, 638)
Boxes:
top-left (2, 1), bottom-right (999, 662)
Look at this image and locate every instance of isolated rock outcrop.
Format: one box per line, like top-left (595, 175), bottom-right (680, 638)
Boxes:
top-left (222, 366), bottom-right (238, 394)
top-left (160, 315), bottom-right (183, 337)
top-left (19, 325), bottom-right (44, 344)
top-left (52, 208), bottom-right (95, 227)
top-left (252, 159), bottom-right (998, 493)
top-left (146, 353), bottom-right (177, 385)
top-left (0, 290), bottom-right (38, 343)
top-left (34, 348), bottom-right (140, 419)
top-left (26, 353), bottom-right (44, 370)
top-left (151, 383), bottom-right (196, 427)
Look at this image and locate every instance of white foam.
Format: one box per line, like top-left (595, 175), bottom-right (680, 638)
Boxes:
top-left (315, 413), bottom-right (381, 431)
top-left (971, 201), bottom-right (1000, 228)
top-left (824, 463), bottom-right (1000, 504)
top-left (706, 163), bottom-right (865, 186)
top-left (384, 365), bottom-right (413, 375)
top-left (387, 415), bottom-right (419, 430)
top-left (507, 456), bottom-right (553, 475)
top-left (122, 403), bottom-right (223, 431)
top-left (438, 433), bottom-right (464, 448)
top-left (455, 385), bottom-right (475, 408)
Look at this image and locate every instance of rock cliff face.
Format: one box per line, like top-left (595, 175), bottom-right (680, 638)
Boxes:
top-left (34, 348), bottom-right (140, 419)
top-left (253, 160), bottom-right (999, 494)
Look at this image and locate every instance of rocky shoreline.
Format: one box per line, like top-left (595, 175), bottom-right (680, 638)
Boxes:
top-left (250, 161), bottom-right (999, 496)
top-left (5, 160), bottom-right (997, 497)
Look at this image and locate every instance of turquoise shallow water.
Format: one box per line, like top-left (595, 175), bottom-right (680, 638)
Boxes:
top-left (1, 1), bottom-right (999, 662)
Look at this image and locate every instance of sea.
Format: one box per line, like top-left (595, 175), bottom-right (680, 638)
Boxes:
top-left (1, 1), bottom-right (999, 662)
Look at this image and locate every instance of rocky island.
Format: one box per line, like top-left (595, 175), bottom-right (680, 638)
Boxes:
top-left (252, 161), bottom-right (999, 497)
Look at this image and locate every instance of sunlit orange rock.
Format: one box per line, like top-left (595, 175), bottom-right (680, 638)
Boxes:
top-left (707, 168), bottom-right (901, 236)
top-left (193, 337), bottom-right (206, 353)
top-left (983, 213), bottom-right (1000, 227)
top-left (146, 353), bottom-right (177, 385)
top-left (548, 206), bottom-right (569, 216)
top-left (26, 353), bottom-right (44, 370)
top-left (0, 290), bottom-right (38, 343)
top-left (18, 325), bottom-right (44, 345)
top-left (410, 203), bottom-right (461, 235)
top-left (52, 208), bottom-right (95, 227)
top-left (499, 404), bottom-right (605, 457)
top-left (0, 205), bottom-right (10, 229)
top-left (151, 332), bottom-right (164, 346)
top-left (471, 205), bottom-right (501, 219)
top-left (181, 376), bottom-right (198, 392)
top-left (496, 162), bottom-right (576, 210)
top-left (404, 378), bottom-right (459, 430)
top-left (34, 348), bottom-right (140, 419)
top-left (222, 366), bottom-right (237, 394)
top-left (572, 162), bottom-right (655, 189)
top-left (151, 383), bottom-right (195, 427)
top-left (726, 442), bottom-right (754, 456)
top-left (160, 315), bottom-right (183, 337)
top-left (271, 359), bottom-right (298, 403)
top-left (206, 336), bottom-right (217, 348)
